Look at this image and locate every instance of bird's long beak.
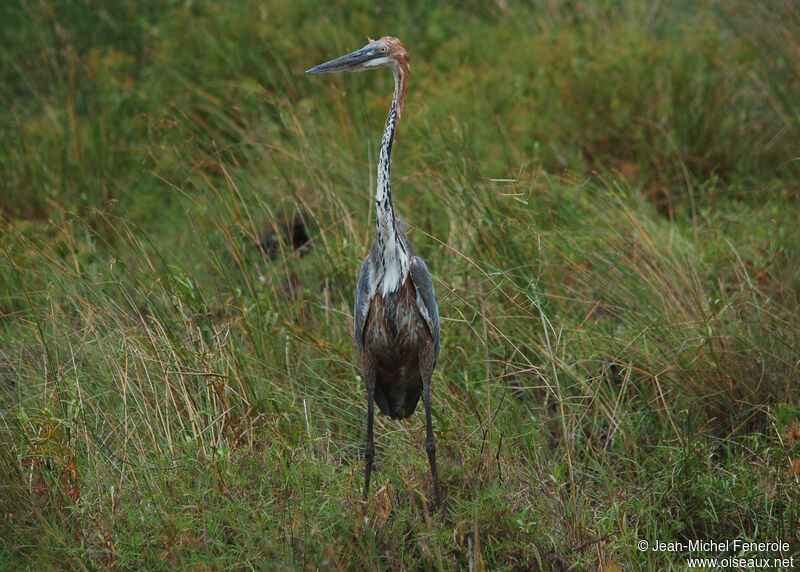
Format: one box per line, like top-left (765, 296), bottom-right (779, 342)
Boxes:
top-left (305, 46), bottom-right (373, 74)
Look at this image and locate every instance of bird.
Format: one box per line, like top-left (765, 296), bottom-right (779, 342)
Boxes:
top-left (306, 37), bottom-right (442, 508)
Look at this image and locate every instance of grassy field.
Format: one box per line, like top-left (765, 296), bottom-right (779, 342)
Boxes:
top-left (2, 0), bottom-right (799, 569)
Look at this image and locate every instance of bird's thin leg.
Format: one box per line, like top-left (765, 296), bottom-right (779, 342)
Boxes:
top-left (363, 353), bottom-right (377, 501)
top-left (420, 344), bottom-right (442, 509)
top-left (423, 379), bottom-right (442, 508)
top-left (364, 387), bottom-right (375, 499)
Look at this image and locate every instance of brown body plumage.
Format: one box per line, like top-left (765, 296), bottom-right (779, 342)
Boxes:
top-left (365, 266), bottom-right (428, 419)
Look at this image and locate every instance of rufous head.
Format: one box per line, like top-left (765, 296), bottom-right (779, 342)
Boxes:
top-left (306, 36), bottom-right (409, 75)
top-left (306, 37), bottom-right (411, 119)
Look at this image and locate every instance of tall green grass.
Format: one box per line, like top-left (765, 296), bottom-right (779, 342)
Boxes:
top-left (2, 0), bottom-right (799, 568)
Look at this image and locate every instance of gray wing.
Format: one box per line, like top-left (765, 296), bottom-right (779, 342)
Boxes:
top-left (409, 255), bottom-right (440, 363)
top-left (354, 256), bottom-right (373, 354)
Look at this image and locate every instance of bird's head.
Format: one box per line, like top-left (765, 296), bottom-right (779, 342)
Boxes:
top-left (306, 36), bottom-right (409, 75)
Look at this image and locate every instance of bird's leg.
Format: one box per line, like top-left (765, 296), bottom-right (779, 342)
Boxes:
top-left (364, 387), bottom-right (375, 500)
top-left (363, 352), bottom-right (377, 501)
top-left (423, 379), bottom-right (442, 508)
top-left (420, 343), bottom-right (442, 509)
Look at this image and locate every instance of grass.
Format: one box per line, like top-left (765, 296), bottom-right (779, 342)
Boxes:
top-left (1, 0), bottom-right (799, 569)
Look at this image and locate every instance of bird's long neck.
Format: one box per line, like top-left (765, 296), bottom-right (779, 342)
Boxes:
top-left (373, 65), bottom-right (409, 296)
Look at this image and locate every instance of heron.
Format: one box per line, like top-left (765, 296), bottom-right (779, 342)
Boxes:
top-left (307, 37), bottom-right (442, 508)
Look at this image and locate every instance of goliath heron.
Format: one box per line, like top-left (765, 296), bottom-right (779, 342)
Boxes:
top-left (307, 37), bottom-right (442, 508)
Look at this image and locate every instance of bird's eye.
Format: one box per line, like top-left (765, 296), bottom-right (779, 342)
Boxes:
top-left (379, 46), bottom-right (388, 54)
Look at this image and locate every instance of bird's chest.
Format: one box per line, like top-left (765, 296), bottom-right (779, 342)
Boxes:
top-left (364, 279), bottom-right (427, 366)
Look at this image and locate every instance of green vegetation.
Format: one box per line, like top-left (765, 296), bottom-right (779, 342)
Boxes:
top-left (2, 0), bottom-right (799, 568)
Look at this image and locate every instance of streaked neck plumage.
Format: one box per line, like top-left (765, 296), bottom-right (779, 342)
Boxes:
top-left (373, 63), bottom-right (410, 297)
